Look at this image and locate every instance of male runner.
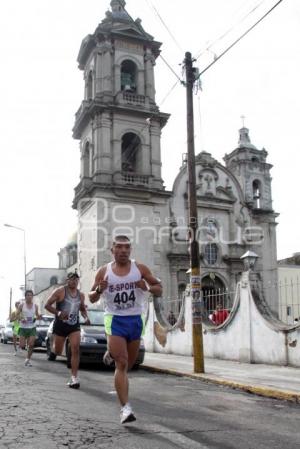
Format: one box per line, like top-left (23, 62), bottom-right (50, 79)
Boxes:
top-left (17, 291), bottom-right (42, 366)
top-left (10, 301), bottom-right (20, 354)
top-left (89, 235), bottom-right (162, 424)
top-left (45, 272), bottom-right (89, 389)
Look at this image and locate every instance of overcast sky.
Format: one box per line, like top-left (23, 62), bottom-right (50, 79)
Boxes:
top-left (0, 0), bottom-right (299, 322)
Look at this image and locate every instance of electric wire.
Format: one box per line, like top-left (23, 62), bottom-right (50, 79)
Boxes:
top-left (144, 0), bottom-right (184, 53)
top-left (159, 54), bottom-right (183, 83)
top-left (198, 0), bottom-right (285, 76)
top-left (116, 0), bottom-right (183, 84)
top-left (195, 0), bottom-right (266, 60)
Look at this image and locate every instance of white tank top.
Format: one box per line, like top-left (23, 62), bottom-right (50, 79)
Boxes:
top-left (20, 302), bottom-right (36, 329)
top-left (102, 260), bottom-right (146, 316)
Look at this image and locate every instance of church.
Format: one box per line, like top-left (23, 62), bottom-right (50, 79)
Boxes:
top-left (72, 0), bottom-right (279, 315)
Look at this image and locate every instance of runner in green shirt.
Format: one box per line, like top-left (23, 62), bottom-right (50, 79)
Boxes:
top-left (10, 301), bottom-right (21, 354)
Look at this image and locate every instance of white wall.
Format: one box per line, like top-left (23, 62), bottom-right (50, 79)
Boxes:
top-left (144, 271), bottom-right (300, 367)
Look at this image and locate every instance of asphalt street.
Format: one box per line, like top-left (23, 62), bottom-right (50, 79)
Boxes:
top-left (0, 344), bottom-right (299, 449)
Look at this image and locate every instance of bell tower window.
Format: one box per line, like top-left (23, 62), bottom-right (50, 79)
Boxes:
top-left (121, 60), bottom-right (137, 93)
top-left (121, 133), bottom-right (141, 172)
top-left (253, 179), bottom-right (261, 208)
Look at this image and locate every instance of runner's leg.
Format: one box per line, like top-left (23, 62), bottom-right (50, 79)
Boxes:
top-left (108, 335), bottom-right (129, 406)
top-left (68, 331), bottom-right (81, 378)
top-left (19, 335), bottom-right (26, 350)
top-left (127, 339), bottom-right (140, 370)
top-left (53, 335), bottom-right (66, 355)
top-left (27, 335), bottom-right (36, 360)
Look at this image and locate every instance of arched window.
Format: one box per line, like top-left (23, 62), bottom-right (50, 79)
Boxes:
top-left (204, 243), bottom-right (218, 265)
top-left (87, 71), bottom-right (93, 100)
top-left (121, 60), bottom-right (137, 92)
top-left (83, 142), bottom-right (90, 178)
top-left (121, 133), bottom-right (141, 172)
top-left (201, 275), bottom-right (230, 321)
top-left (50, 276), bottom-right (58, 286)
top-left (253, 179), bottom-right (261, 208)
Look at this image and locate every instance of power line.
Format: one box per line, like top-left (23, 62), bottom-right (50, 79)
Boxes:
top-left (115, 0), bottom-right (183, 85)
top-left (144, 0), bottom-right (184, 53)
top-left (159, 54), bottom-right (183, 83)
top-left (195, 0), bottom-right (267, 60)
top-left (158, 80), bottom-right (181, 106)
top-left (198, 0), bottom-right (285, 77)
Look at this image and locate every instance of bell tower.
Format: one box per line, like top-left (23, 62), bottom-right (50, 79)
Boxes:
top-left (72, 0), bottom-right (172, 293)
top-left (224, 127), bottom-right (273, 211)
top-left (224, 127), bottom-right (279, 314)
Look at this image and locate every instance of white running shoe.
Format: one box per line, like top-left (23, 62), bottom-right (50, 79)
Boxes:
top-left (120, 403), bottom-right (136, 424)
top-left (67, 376), bottom-right (80, 389)
top-left (24, 359), bottom-right (32, 367)
top-left (103, 350), bottom-right (114, 366)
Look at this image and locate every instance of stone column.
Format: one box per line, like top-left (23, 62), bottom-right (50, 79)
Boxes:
top-left (144, 50), bottom-right (155, 100)
top-left (137, 68), bottom-right (145, 95)
top-left (239, 271), bottom-right (252, 363)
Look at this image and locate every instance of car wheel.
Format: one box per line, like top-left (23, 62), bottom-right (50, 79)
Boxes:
top-left (3, 338), bottom-right (7, 344)
top-left (46, 341), bottom-right (56, 361)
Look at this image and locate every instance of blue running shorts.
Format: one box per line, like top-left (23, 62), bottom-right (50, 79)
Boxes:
top-left (104, 314), bottom-right (144, 342)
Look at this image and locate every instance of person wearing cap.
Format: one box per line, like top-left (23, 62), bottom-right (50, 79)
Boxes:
top-left (88, 235), bottom-right (162, 424)
top-left (45, 271), bottom-right (89, 388)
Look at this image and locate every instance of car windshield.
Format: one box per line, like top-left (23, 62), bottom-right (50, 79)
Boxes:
top-left (80, 309), bottom-right (104, 326)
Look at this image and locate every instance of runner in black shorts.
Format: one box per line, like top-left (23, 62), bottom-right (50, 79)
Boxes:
top-left (45, 272), bottom-right (90, 388)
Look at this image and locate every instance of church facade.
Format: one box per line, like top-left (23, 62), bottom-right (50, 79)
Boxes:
top-left (72, 0), bottom-right (279, 314)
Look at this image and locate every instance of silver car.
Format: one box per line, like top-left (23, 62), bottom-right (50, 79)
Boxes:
top-left (1, 321), bottom-right (14, 344)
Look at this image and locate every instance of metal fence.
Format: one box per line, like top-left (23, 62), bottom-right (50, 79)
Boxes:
top-left (161, 288), bottom-right (234, 327)
top-left (277, 278), bottom-right (300, 325)
top-left (252, 277), bottom-right (300, 325)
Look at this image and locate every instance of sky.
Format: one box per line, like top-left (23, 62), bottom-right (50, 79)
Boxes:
top-left (0, 0), bottom-right (299, 322)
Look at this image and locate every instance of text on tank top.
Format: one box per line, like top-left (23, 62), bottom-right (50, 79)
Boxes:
top-left (102, 260), bottom-right (146, 316)
top-left (56, 288), bottom-right (81, 325)
top-left (20, 302), bottom-right (36, 329)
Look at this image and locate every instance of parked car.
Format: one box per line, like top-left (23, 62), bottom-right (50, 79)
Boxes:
top-left (34, 315), bottom-right (54, 348)
top-left (45, 309), bottom-right (145, 368)
top-left (0, 321), bottom-right (13, 344)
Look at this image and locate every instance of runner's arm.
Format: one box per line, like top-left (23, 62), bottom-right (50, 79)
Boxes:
top-left (45, 288), bottom-right (63, 317)
top-left (35, 304), bottom-right (42, 321)
top-left (136, 264), bottom-right (162, 297)
top-left (79, 293), bottom-right (90, 323)
top-left (88, 266), bottom-right (108, 303)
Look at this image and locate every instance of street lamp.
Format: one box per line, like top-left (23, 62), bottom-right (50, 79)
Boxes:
top-left (240, 250), bottom-right (259, 271)
top-left (4, 223), bottom-right (27, 293)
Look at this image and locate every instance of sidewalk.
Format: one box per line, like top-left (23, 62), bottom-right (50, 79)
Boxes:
top-left (142, 352), bottom-right (300, 403)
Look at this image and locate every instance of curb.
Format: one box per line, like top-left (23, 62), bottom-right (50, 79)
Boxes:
top-left (141, 364), bottom-right (300, 404)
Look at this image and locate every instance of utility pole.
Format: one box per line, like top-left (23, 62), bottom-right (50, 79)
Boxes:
top-left (9, 287), bottom-right (12, 318)
top-left (184, 51), bottom-right (204, 373)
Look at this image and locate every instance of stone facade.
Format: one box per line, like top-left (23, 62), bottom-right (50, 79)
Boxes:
top-left (72, 1), bottom-right (279, 314)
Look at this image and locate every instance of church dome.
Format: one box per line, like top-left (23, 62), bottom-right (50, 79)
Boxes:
top-left (66, 231), bottom-right (77, 247)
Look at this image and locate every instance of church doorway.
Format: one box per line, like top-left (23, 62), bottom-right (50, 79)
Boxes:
top-left (201, 274), bottom-right (230, 317)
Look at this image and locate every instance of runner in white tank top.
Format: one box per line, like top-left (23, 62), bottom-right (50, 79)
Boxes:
top-left (102, 260), bottom-right (146, 316)
top-left (89, 235), bottom-right (162, 424)
top-left (17, 290), bottom-right (42, 367)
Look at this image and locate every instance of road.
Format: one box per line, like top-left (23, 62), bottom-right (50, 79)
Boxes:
top-left (0, 344), bottom-right (299, 449)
